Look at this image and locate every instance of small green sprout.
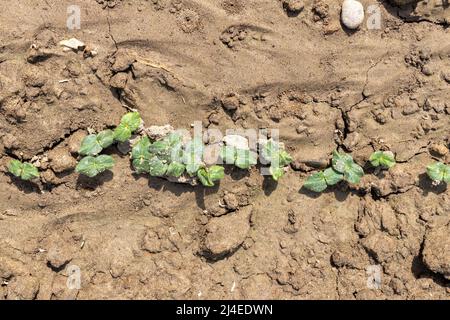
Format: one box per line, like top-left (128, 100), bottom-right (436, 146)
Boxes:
top-left (261, 140), bottom-right (293, 181)
top-left (304, 168), bottom-right (343, 193)
top-left (131, 134), bottom-right (186, 177)
top-left (220, 146), bottom-right (258, 169)
top-left (75, 155), bottom-right (115, 178)
top-left (426, 162), bottom-right (450, 184)
top-left (332, 150), bottom-right (364, 184)
top-left (8, 160), bottom-right (39, 181)
top-left (79, 129), bottom-right (115, 156)
top-left (197, 165), bottom-right (225, 187)
top-left (183, 138), bottom-right (204, 176)
top-left (113, 112), bottom-right (142, 142)
top-left (370, 151), bottom-right (396, 169)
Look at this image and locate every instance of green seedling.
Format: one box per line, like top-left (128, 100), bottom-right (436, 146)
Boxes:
top-left (332, 150), bottom-right (364, 184)
top-left (113, 112), bottom-right (142, 142)
top-left (8, 160), bottom-right (39, 181)
top-left (131, 133), bottom-right (185, 177)
top-left (220, 146), bottom-right (257, 169)
top-left (79, 129), bottom-right (115, 156)
top-left (370, 151), bottom-right (396, 169)
top-left (75, 155), bottom-right (115, 178)
top-left (304, 168), bottom-right (343, 193)
top-left (197, 165), bottom-right (225, 187)
top-left (426, 162), bottom-right (450, 184)
top-left (261, 140), bottom-right (293, 181)
top-left (183, 138), bottom-right (204, 176)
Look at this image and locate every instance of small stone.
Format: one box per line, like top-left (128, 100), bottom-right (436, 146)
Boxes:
top-left (222, 95), bottom-right (239, 111)
top-left (429, 143), bottom-right (449, 157)
top-left (283, 0), bottom-right (304, 13)
top-left (59, 38), bottom-right (85, 51)
top-left (223, 135), bottom-right (249, 150)
top-left (422, 225), bottom-right (450, 280)
top-left (223, 192), bottom-right (239, 211)
top-left (67, 131), bottom-right (87, 155)
top-left (144, 125), bottom-right (174, 140)
top-left (204, 206), bottom-right (252, 257)
top-left (109, 73), bottom-right (128, 89)
top-left (48, 147), bottom-right (77, 173)
top-left (341, 0), bottom-right (364, 30)
top-left (421, 65), bottom-right (433, 76)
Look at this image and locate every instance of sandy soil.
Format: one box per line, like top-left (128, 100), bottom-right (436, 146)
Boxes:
top-left (0, 0), bottom-right (449, 299)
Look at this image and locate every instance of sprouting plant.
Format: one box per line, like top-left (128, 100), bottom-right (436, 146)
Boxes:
top-left (304, 168), bottom-right (343, 193)
top-left (79, 129), bottom-right (115, 156)
top-left (220, 146), bottom-right (258, 169)
top-left (8, 160), bottom-right (39, 181)
top-left (75, 155), bottom-right (115, 178)
top-left (304, 150), bottom-right (364, 193)
top-left (113, 112), bottom-right (142, 142)
top-left (426, 162), bottom-right (450, 184)
top-left (331, 151), bottom-right (364, 184)
top-left (197, 165), bottom-right (225, 187)
top-left (183, 137), bottom-right (204, 176)
top-left (131, 133), bottom-right (186, 177)
top-left (261, 140), bottom-right (293, 181)
top-left (370, 151), bottom-right (396, 169)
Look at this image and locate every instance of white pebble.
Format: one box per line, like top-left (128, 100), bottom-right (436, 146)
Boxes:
top-left (223, 135), bottom-right (249, 150)
top-left (341, 0), bottom-right (365, 30)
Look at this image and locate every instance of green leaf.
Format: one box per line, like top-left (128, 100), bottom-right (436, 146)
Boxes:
top-left (261, 140), bottom-right (279, 163)
top-left (235, 149), bottom-right (257, 169)
top-left (427, 162), bottom-right (450, 183)
top-left (113, 112), bottom-right (142, 142)
top-left (148, 157), bottom-right (168, 177)
top-left (21, 163), bottom-right (40, 180)
top-left (304, 172), bottom-right (327, 193)
top-left (183, 138), bottom-right (204, 176)
top-left (120, 112), bottom-right (141, 132)
top-left (132, 157), bottom-right (150, 174)
top-left (345, 162), bottom-right (365, 184)
top-left (220, 146), bottom-right (237, 165)
top-left (370, 151), bottom-right (396, 169)
top-left (332, 151), bottom-right (364, 184)
top-left (79, 134), bottom-right (103, 156)
top-left (131, 136), bottom-right (151, 160)
top-left (197, 168), bottom-right (214, 187)
top-left (8, 160), bottom-right (23, 178)
top-left (76, 155), bottom-right (114, 178)
top-left (8, 160), bottom-right (39, 181)
top-left (113, 123), bottom-right (132, 143)
top-left (270, 166), bottom-right (285, 181)
top-left (208, 165), bottom-right (225, 181)
top-left (197, 165), bottom-right (224, 187)
top-left (323, 168), bottom-right (343, 186)
top-left (186, 162), bottom-right (202, 176)
top-left (278, 150), bottom-right (293, 167)
top-left (332, 151), bottom-right (354, 173)
top-left (166, 162), bottom-right (186, 177)
top-left (96, 130), bottom-right (115, 148)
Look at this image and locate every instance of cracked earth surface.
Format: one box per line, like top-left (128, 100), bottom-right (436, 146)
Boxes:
top-left (0, 0), bottom-right (449, 299)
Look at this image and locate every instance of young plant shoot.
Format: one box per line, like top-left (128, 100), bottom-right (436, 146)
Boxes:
top-left (79, 129), bottom-right (115, 156)
top-left (304, 150), bottom-right (364, 193)
top-left (370, 151), bottom-right (396, 169)
top-left (261, 140), bottom-right (293, 181)
top-left (8, 160), bottom-right (39, 181)
top-left (426, 162), bottom-right (450, 185)
top-left (220, 146), bottom-right (258, 170)
top-left (331, 151), bottom-right (364, 184)
top-left (197, 165), bottom-right (225, 187)
top-left (75, 155), bottom-right (115, 178)
top-left (113, 112), bottom-right (142, 142)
